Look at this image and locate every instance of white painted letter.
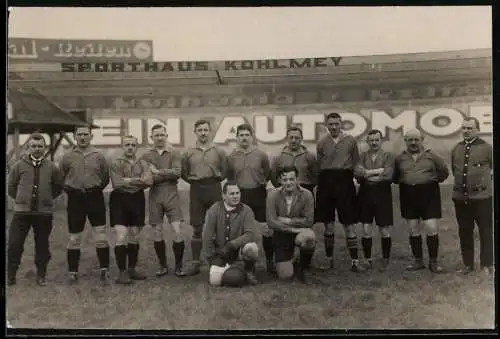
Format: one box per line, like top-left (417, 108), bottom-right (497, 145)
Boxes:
top-left (93, 119), bottom-right (122, 146)
top-left (254, 115), bottom-right (287, 143)
top-left (292, 114), bottom-right (324, 142)
top-left (372, 110), bottom-right (417, 137)
top-left (213, 116), bottom-right (246, 144)
top-left (420, 108), bottom-right (463, 137)
top-left (127, 119), bottom-right (143, 144)
top-left (469, 105), bottom-right (493, 135)
top-left (340, 112), bottom-right (367, 138)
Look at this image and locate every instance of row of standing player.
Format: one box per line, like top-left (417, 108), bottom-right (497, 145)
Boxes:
top-left (6, 112), bottom-right (493, 286)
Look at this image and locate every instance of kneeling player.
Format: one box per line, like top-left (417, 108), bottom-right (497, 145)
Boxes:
top-left (203, 181), bottom-right (259, 287)
top-left (266, 165), bottom-right (316, 283)
top-left (110, 135), bottom-right (153, 284)
top-left (228, 123), bottom-right (275, 275)
top-left (354, 130), bottom-right (395, 271)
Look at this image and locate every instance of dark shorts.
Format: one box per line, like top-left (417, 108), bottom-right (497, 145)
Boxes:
top-left (273, 231), bottom-right (297, 263)
top-left (149, 185), bottom-right (183, 224)
top-left (399, 182), bottom-right (442, 220)
top-left (189, 179), bottom-right (222, 228)
top-left (109, 190), bottom-right (146, 227)
top-left (357, 182), bottom-right (394, 226)
top-left (316, 169), bottom-right (357, 225)
top-left (240, 186), bottom-right (267, 222)
top-left (66, 188), bottom-right (106, 234)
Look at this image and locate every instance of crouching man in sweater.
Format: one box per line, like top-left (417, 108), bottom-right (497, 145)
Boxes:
top-left (203, 181), bottom-right (260, 287)
top-left (7, 133), bottom-right (64, 286)
top-left (266, 165), bottom-right (316, 283)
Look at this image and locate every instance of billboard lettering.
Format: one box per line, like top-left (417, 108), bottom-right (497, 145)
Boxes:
top-left (8, 38), bottom-right (154, 62)
top-left (60, 57), bottom-right (343, 72)
top-left (32, 105), bottom-right (490, 148)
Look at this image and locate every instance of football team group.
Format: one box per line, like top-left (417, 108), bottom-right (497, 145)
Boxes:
top-left (7, 112), bottom-right (494, 287)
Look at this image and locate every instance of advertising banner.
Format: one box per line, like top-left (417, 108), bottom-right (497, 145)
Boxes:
top-left (8, 38), bottom-right (154, 62)
top-left (8, 99), bottom-right (492, 186)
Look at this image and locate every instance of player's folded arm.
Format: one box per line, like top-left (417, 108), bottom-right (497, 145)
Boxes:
top-left (266, 193), bottom-right (295, 233)
top-left (380, 154), bottom-right (396, 182)
top-left (110, 162), bottom-right (136, 190)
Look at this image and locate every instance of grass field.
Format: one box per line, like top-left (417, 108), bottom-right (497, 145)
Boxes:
top-left (5, 185), bottom-right (495, 330)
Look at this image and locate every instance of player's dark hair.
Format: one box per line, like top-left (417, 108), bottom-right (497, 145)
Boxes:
top-left (463, 117), bottom-right (480, 129)
top-left (223, 180), bottom-right (240, 194)
top-left (236, 123), bottom-right (253, 136)
top-left (122, 135), bottom-right (138, 143)
top-left (194, 119), bottom-right (211, 130)
top-left (325, 112), bottom-right (342, 121)
top-left (287, 126), bottom-right (303, 138)
top-left (151, 124), bottom-right (166, 133)
top-left (30, 132), bottom-right (46, 144)
top-left (74, 125), bottom-right (91, 134)
top-left (367, 129), bottom-right (383, 138)
top-left (278, 165), bottom-right (298, 179)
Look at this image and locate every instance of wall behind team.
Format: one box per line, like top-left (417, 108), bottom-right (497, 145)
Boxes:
top-left (9, 97), bottom-right (492, 187)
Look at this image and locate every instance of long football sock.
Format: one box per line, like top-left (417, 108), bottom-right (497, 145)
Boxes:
top-left (426, 234), bottom-right (439, 262)
top-left (409, 235), bottom-right (423, 260)
top-left (381, 237), bottom-right (392, 259)
top-left (127, 243), bottom-right (139, 269)
top-left (346, 236), bottom-right (359, 263)
top-left (67, 249), bottom-right (81, 273)
top-left (154, 240), bottom-right (167, 267)
top-left (96, 246), bottom-right (110, 270)
top-left (114, 245), bottom-right (127, 271)
top-left (361, 237), bottom-right (373, 261)
top-left (172, 241), bottom-right (185, 269)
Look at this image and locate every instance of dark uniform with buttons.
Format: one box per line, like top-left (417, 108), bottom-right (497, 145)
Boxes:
top-left (451, 137), bottom-right (494, 271)
top-left (7, 154), bottom-right (64, 285)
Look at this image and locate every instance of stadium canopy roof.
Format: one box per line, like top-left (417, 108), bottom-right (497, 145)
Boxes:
top-left (7, 48), bottom-right (492, 100)
top-left (7, 73), bottom-right (100, 163)
top-left (8, 88), bottom-right (97, 135)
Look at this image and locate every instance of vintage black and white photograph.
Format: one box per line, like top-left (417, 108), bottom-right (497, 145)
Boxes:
top-left (6, 6), bottom-right (494, 330)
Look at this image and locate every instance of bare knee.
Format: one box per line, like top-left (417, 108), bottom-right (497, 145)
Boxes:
top-left (362, 223), bottom-right (373, 238)
top-left (241, 242), bottom-right (259, 262)
top-left (115, 225), bottom-right (128, 246)
top-left (170, 221), bottom-right (184, 242)
top-left (343, 224), bottom-right (357, 238)
top-left (68, 232), bottom-right (83, 249)
top-left (295, 229), bottom-right (316, 250)
top-left (407, 219), bottom-right (422, 236)
top-left (325, 222), bottom-right (335, 236)
top-left (423, 219), bottom-right (439, 236)
top-left (128, 227), bottom-right (142, 244)
top-left (93, 225), bottom-right (109, 248)
top-left (151, 224), bottom-right (164, 241)
top-left (276, 261), bottom-right (294, 280)
top-left (379, 226), bottom-right (391, 238)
